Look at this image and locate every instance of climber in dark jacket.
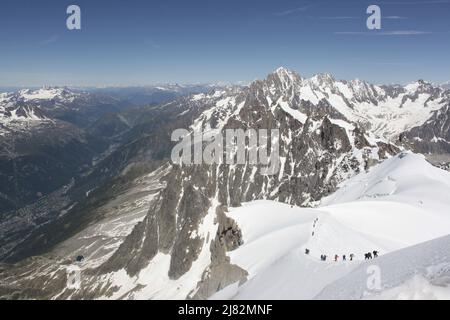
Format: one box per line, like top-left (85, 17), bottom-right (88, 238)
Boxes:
top-left (373, 250), bottom-right (379, 258)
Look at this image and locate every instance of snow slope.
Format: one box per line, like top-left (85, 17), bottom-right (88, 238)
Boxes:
top-left (316, 234), bottom-right (450, 300)
top-left (211, 153), bottom-right (450, 299)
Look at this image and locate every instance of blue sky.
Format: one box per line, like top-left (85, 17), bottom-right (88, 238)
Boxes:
top-left (0, 0), bottom-right (449, 86)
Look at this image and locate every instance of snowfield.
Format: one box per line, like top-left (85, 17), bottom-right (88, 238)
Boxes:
top-left (211, 153), bottom-right (450, 300)
top-left (316, 234), bottom-right (450, 300)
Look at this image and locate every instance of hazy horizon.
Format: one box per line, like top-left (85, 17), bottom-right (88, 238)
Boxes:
top-left (0, 66), bottom-right (448, 90)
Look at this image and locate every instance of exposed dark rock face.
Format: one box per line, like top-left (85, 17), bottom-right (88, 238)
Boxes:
top-left (218, 218), bottom-right (244, 252)
top-left (192, 206), bottom-right (247, 300)
top-left (401, 104), bottom-right (450, 155)
top-left (168, 184), bottom-right (211, 279)
top-left (436, 162), bottom-right (450, 171)
top-left (99, 209), bottom-right (160, 277)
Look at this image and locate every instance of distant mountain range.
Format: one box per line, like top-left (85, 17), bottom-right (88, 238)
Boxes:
top-left (0, 85), bottom-right (216, 213)
top-left (84, 84), bottom-right (218, 105)
top-left (441, 81), bottom-right (450, 90)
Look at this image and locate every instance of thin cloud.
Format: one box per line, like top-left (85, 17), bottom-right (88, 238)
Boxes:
top-left (320, 15), bottom-right (406, 20)
top-left (335, 30), bottom-right (431, 36)
top-left (374, 61), bottom-right (410, 65)
top-left (385, 16), bottom-right (408, 19)
top-left (319, 16), bottom-right (408, 20)
top-left (148, 40), bottom-right (161, 49)
top-left (39, 34), bottom-right (59, 46)
top-left (144, 38), bottom-right (161, 49)
top-left (320, 16), bottom-right (360, 20)
top-left (275, 4), bottom-right (315, 16)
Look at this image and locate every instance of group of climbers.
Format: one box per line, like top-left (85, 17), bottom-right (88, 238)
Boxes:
top-left (364, 251), bottom-right (379, 259)
top-left (311, 218), bottom-right (319, 237)
top-left (334, 253), bottom-right (355, 261)
top-left (306, 217), bottom-right (380, 262)
top-left (305, 249), bottom-right (378, 262)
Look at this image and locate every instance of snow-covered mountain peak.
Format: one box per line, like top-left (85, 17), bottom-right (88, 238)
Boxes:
top-left (309, 73), bottom-right (336, 87)
top-left (266, 67), bottom-right (303, 90)
top-left (0, 87), bottom-right (83, 126)
top-left (348, 78), bottom-right (371, 90)
top-left (16, 86), bottom-right (80, 102)
top-left (404, 79), bottom-right (434, 94)
top-left (441, 81), bottom-right (450, 89)
top-left (274, 66), bottom-right (297, 77)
